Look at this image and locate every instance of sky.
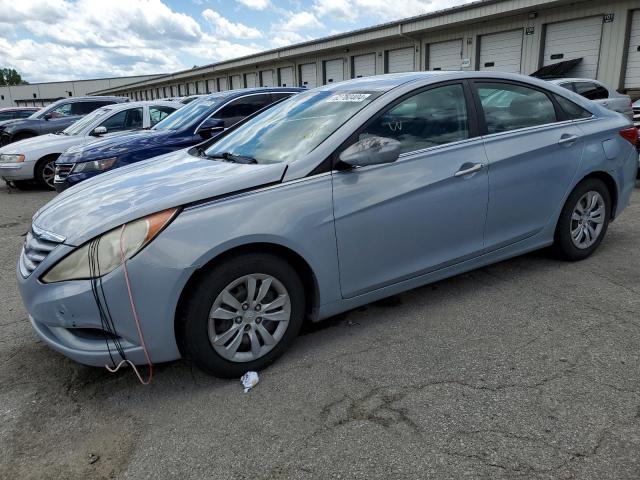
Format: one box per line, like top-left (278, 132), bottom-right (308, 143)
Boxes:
top-left (0, 0), bottom-right (475, 83)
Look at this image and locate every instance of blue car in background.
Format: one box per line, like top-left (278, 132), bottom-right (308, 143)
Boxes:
top-left (53, 87), bottom-right (302, 191)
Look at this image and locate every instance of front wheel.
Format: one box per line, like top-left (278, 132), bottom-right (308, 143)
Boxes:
top-left (179, 253), bottom-right (306, 378)
top-left (554, 178), bottom-right (611, 261)
top-left (35, 157), bottom-right (57, 190)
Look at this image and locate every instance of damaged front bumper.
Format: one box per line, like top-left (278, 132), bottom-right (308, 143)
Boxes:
top-left (17, 240), bottom-right (193, 368)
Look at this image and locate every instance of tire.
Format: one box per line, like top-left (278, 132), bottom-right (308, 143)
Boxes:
top-left (178, 253), bottom-right (306, 378)
top-left (35, 156), bottom-right (58, 190)
top-left (554, 178), bottom-right (611, 261)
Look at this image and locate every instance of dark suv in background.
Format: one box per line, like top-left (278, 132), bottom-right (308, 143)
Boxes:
top-left (0, 96), bottom-right (128, 146)
top-left (0, 107), bottom-right (40, 122)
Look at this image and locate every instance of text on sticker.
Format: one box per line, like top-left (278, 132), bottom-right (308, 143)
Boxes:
top-left (326, 93), bottom-right (372, 103)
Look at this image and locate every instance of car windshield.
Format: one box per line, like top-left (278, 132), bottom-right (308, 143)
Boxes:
top-left (153, 95), bottom-right (225, 131)
top-left (205, 90), bottom-right (382, 164)
top-left (62, 107), bottom-right (112, 135)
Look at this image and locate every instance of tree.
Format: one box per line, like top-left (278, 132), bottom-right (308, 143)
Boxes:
top-left (0, 68), bottom-right (28, 86)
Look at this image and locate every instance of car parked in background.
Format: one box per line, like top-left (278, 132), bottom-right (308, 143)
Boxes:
top-left (54, 88), bottom-right (302, 191)
top-left (18, 72), bottom-right (637, 377)
top-left (550, 78), bottom-right (633, 121)
top-left (0, 107), bottom-right (40, 122)
top-left (0, 101), bottom-right (181, 189)
top-left (0, 96), bottom-right (129, 147)
top-left (632, 99), bottom-right (640, 128)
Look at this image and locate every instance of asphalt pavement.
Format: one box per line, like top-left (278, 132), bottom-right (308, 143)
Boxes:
top-left (1, 182), bottom-right (639, 480)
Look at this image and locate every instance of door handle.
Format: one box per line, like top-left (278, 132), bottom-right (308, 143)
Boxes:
top-left (558, 134), bottom-right (578, 146)
top-left (454, 163), bottom-right (485, 177)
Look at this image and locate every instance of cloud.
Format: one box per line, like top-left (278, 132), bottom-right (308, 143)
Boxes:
top-left (312, 0), bottom-right (358, 22)
top-left (280, 11), bottom-right (324, 31)
top-left (203, 9), bottom-right (262, 39)
top-left (0, 0), bottom-right (264, 82)
top-left (236, 0), bottom-right (270, 10)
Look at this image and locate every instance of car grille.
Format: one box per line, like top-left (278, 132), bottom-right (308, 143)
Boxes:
top-left (19, 226), bottom-right (64, 278)
top-left (54, 163), bottom-right (74, 181)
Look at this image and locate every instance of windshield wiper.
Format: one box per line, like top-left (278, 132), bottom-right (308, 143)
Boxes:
top-left (209, 152), bottom-right (258, 164)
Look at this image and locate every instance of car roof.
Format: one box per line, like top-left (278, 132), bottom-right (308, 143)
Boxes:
top-left (548, 78), bottom-right (603, 84)
top-left (97, 100), bottom-right (182, 112)
top-left (0, 106), bottom-right (40, 111)
top-left (198, 87), bottom-right (305, 102)
top-left (316, 71), bottom-right (573, 93)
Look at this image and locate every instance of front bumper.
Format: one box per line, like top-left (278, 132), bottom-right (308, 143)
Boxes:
top-left (0, 161), bottom-right (34, 181)
top-left (17, 238), bottom-right (194, 367)
top-left (54, 169), bottom-right (101, 192)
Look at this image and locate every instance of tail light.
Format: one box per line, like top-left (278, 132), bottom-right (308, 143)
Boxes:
top-left (619, 127), bottom-right (638, 146)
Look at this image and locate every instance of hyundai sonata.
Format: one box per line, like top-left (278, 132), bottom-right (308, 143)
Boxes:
top-left (18, 72), bottom-right (638, 378)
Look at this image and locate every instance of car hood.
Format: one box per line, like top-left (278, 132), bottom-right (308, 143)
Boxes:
top-left (62, 129), bottom-right (173, 162)
top-left (33, 149), bottom-right (287, 246)
top-left (0, 133), bottom-right (82, 154)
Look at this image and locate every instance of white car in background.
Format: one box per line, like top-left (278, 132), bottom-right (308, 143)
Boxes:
top-left (550, 78), bottom-right (633, 121)
top-left (0, 100), bottom-right (181, 189)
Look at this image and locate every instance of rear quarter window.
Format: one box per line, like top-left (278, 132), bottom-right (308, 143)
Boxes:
top-left (553, 95), bottom-right (593, 120)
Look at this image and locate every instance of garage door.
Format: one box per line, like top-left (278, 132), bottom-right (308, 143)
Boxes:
top-left (279, 67), bottom-right (294, 87)
top-left (353, 53), bottom-right (376, 78)
top-left (387, 47), bottom-right (415, 73)
top-left (260, 70), bottom-right (275, 87)
top-left (625, 10), bottom-right (640, 88)
top-left (245, 72), bottom-right (257, 88)
top-left (428, 39), bottom-right (462, 71)
top-left (230, 75), bottom-right (242, 90)
top-left (479, 30), bottom-right (523, 73)
top-left (543, 17), bottom-right (603, 79)
top-left (325, 59), bottom-right (344, 84)
top-left (300, 63), bottom-right (317, 88)
top-left (218, 78), bottom-right (228, 91)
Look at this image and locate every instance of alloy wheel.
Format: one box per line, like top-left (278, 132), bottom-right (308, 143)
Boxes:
top-left (41, 160), bottom-right (56, 189)
top-left (208, 273), bottom-right (291, 362)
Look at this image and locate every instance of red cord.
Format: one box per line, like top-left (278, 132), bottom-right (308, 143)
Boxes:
top-left (105, 224), bottom-right (153, 385)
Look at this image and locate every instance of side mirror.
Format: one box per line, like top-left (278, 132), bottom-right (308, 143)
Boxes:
top-left (92, 126), bottom-right (107, 136)
top-left (197, 117), bottom-right (224, 137)
top-left (339, 136), bottom-right (401, 168)
top-left (43, 112), bottom-right (53, 120)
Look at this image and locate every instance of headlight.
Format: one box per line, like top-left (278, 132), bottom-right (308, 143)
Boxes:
top-left (0, 154), bottom-right (25, 163)
top-left (42, 208), bottom-right (178, 283)
top-left (71, 157), bottom-right (117, 174)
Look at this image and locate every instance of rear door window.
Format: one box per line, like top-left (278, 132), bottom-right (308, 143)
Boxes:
top-left (573, 82), bottom-right (608, 100)
top-left (149, 105), bottom-right (176, 126)
top-left (215, 94), bottom-right (273, 127)
top-left (476, 82), bottom-right (557, 134)
top-left (99, 107), bottom-right (143, 132)
top-left (71, 101), bottom-right (114, 115)
top-left (358, 83), bottom-right (469, 154)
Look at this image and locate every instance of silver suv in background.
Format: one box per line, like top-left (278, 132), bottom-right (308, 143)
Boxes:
top-left (550, 78), bottom-right (633, 121)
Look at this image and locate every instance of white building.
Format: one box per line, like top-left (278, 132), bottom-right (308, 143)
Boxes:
top-left (0, 74), bottom-right (164, 107)
top-left (91, 0), bottom-right (640, 100)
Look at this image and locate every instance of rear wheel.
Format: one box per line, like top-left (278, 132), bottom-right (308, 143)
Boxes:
top-left (35, 156), bottom-right (57, 190)
top-left (554, 178), bottom-right (611, 261)
top-left (179, 253), bottom-right (305, 378)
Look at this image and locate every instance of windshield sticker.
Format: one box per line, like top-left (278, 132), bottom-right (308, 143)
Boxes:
top-left (326, 93), bottom-right (371, 103)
